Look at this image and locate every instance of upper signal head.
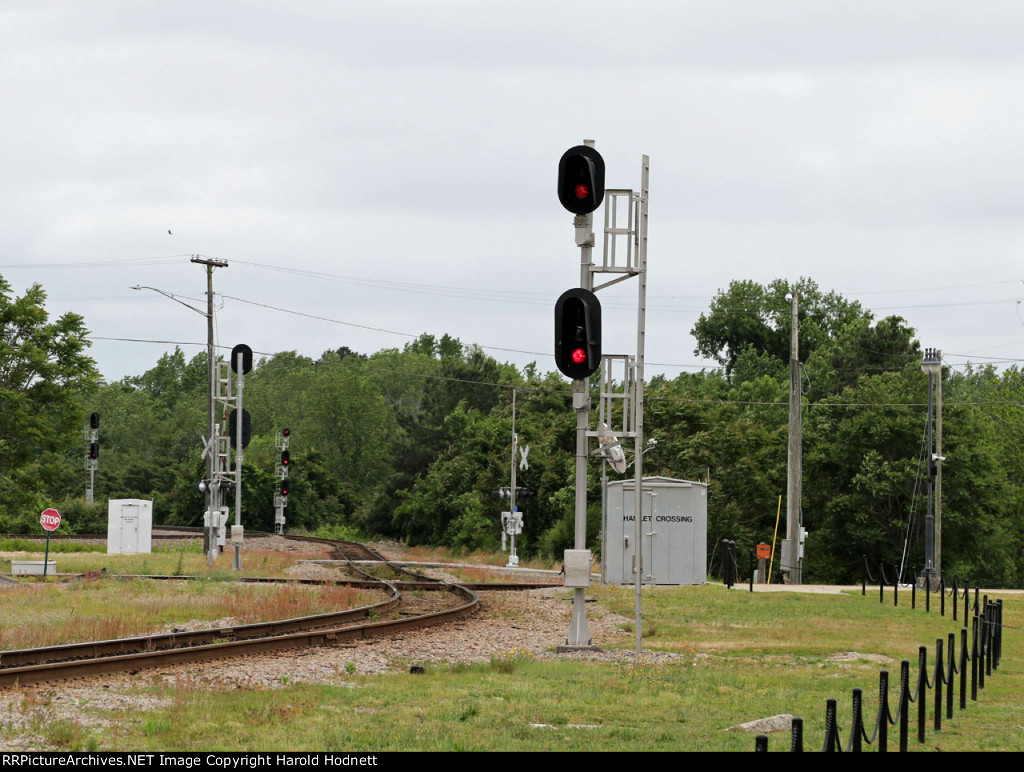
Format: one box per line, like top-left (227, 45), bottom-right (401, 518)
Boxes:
top-left (557, 145), bottom-right (605, 215)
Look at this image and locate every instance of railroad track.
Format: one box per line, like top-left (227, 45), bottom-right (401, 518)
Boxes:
top-left (0, 530), bottom-right (479, 687)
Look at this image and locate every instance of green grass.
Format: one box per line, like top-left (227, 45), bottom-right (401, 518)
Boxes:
top-left (4, 580), bottom-right (1017, 752)
top-left (0, 538), bottom-right (107, 554)
top-left (0, 577), bottom-right (379, 650)
top-left (0, 542), bottom-right (327, 579)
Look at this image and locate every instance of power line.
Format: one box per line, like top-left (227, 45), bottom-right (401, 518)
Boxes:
top-left (0, 256), bottom-right (191, 268)
top-left (90, 340), bottom-right (1024, 411)
top-left (218, 294), bottom-right (711, 369)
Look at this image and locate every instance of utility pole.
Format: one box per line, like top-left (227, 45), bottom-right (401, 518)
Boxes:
top-left (935, 349), bottom-right (943, 578)
top-left (921, 347), bottom-right (942, 588)
top-left (191, 255), bottom-right (228, 561)
top-left (784, 289), bottom-right (802, 584)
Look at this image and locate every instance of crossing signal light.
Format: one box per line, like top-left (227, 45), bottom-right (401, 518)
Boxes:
top-left (558, 145), bottom-right (605, 215)
top-left (554, 288), bottom-right (602, 380)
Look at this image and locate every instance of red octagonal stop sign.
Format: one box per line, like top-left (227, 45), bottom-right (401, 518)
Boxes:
top-left (40, 508), bottom-right (61, 532)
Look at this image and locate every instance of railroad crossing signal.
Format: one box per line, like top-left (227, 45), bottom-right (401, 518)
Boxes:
top-left (558, 145), bottom-right (605, 215)
top-left (554, 287), bottom-right (602, 380)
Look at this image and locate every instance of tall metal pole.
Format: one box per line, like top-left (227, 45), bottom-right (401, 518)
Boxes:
top-left (566, 191), bottom-right (595, 647)
top-left (785, 290), bottom-right (802, 584)
top-left (633, 155), bottom-right (649, 655)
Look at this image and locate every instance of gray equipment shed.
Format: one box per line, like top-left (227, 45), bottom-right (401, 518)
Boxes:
top-left (603, 476), bottom-right (707, 585)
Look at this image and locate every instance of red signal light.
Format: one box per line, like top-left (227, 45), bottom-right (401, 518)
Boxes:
top-left (558, 145), bottom-right (605, 215)
top-left (554, 288), bottom-right (602, 380)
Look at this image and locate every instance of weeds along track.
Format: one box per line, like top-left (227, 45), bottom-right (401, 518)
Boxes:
top-left (0, 531), bottom-right (478, 687)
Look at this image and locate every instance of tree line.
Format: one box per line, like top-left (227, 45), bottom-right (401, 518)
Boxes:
top-left (2, 274), bottom-right (1022, 586)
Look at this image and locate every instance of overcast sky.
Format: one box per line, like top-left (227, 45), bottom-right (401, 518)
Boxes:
top-left (4, 0), bottom-right (1024, 384)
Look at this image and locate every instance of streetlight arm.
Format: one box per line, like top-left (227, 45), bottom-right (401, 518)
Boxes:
top-left (131, 285), bottom-right (209, 318)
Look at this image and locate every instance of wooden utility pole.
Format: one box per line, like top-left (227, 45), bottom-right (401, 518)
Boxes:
top-left (935, 349), bottom-right (943, 576)
top-left (785, 290), bottom-right (802, 584)
top-left (191, 255), bottom-right (228, 560)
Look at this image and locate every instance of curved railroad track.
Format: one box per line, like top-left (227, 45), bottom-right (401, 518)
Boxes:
top-left (0, 530), bottom-right (479, 687)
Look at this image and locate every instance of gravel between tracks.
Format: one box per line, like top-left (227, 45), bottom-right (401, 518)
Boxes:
top-left (0, 545), bottom-right (676, 751)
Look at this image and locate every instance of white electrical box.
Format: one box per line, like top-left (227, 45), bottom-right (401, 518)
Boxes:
top-left (106, 499), bottom-right (153, 554)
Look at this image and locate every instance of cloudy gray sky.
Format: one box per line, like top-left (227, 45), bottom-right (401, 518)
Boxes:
top-left (3, 0), bottom-right (1024, 383)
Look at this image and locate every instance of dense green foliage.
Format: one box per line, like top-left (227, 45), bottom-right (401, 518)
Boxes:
top-left (0, 277), bottom-right (101, 524)
top-left (2, 274), bottom-right (1023, 586)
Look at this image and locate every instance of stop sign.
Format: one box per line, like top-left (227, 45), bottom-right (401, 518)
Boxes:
top-left (40, 508), bottom-right (61, 532)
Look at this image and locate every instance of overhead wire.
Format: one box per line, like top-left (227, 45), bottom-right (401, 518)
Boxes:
top-left (88, 336), bottom-right (1024, 411)
top-left (30, 253), bottom-right (1024, 371)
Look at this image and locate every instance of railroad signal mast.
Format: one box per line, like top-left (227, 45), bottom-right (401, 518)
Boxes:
top-left (201, 343), bottom-right (252, 569)
top-left (274, 428), bottom-right (291, 534)
top-left (85, 413), bottom-right (99, 505)
top-left (555, 140), bottom-right (650, 653)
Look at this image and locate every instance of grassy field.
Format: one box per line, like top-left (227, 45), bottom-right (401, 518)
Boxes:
top-left (1, 546), bottom-right (1020, 752)
top-left (0, 579), bottom-right (381, 650)
top-left (0, 539), bottom-right (327, 578)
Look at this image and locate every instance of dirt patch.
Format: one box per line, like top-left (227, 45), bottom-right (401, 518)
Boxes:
top-left (828, 651), bottom-right (894, 663)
